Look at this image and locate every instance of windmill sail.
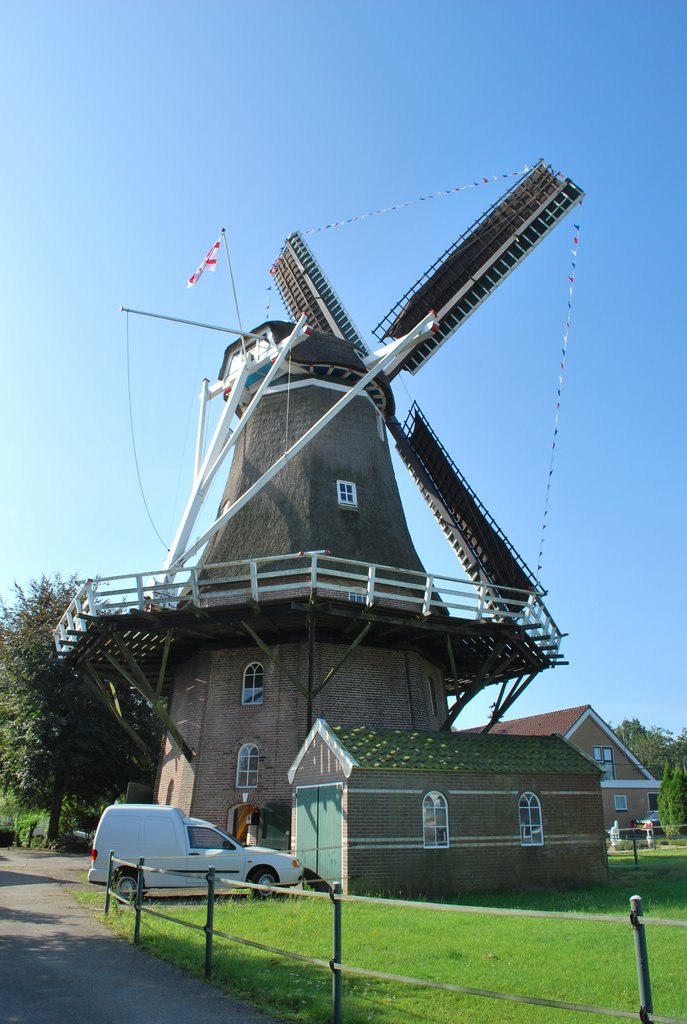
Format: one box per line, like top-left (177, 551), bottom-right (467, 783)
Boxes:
top-left (374, 162), bottom-right (584, 378)
top-left (272, 231), bottom-right (368, 356)
top-left (387, 403), bottom-right (538, 594)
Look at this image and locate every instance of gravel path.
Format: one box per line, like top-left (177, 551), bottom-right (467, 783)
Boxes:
top-left (0, 848), bottom-right (281, 1024)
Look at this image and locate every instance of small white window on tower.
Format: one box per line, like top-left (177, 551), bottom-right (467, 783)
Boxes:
top-left (337, 480), bottom-right (358, 507)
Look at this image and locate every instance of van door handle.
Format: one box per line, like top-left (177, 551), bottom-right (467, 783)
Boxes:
top-left (189, 852), bottom-right (199, 856)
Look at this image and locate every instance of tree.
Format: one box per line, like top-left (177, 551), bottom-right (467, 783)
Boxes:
top-left (0, 575), bottom-right (161, 841)
top-left (657, 764), bottom-right (687, 836)
top-left (614, 718), bottom-right (682, 775)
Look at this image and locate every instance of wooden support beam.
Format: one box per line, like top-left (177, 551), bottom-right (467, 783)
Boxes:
top-left (155, 630), bottom-right (173, 700)
top-left (240, 620), bottom-right (308, 697)
top-left (445, 634), bottom-right (459, 686)
top-left (314, 621), bottom-right (371, 697)
top-left (441, 641), bottom-right (512, 729)
top-left (488, 672), bottom-right (537, 725)
top-left (80, 661), bottom-right (155, 758)
top-left (104, 635), bottom-right (195, 762)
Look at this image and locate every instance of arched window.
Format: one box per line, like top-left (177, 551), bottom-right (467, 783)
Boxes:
top-left (236, 743), bottom-right (259, 788)
top-left (242, 663), bottom-right (264, 705)
top-left (165, 779), bottom-right (174, 806)
top-left (422, 791), bottom-right (449, 848)
top-left (519, 792), bottom-right (544, 846)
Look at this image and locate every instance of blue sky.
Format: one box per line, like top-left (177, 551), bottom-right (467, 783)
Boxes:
top-left (1, 1), bottom-right (685, 732)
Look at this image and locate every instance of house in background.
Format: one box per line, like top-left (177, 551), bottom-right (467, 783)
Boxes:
top-left (467, 705), bottom-right (659, 830)
top-left (289, 719), bottom-right (607, 897)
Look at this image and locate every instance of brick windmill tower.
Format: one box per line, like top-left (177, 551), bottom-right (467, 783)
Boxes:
top-left (55, 162), bottom-right (583, 849)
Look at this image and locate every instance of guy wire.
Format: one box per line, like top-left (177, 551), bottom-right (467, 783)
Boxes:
top-left (126, 311), bottom-right (170, 552)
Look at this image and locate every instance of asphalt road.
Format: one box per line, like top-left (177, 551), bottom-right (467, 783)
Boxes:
top-left (0, 847), bottom-right (281, 1024)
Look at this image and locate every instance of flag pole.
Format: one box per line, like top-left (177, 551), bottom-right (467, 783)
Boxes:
top-left (221, 228), bottom-right (245, 355)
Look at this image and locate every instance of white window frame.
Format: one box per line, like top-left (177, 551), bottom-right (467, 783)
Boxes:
top-left (337, 480), bottom-right (358, 507)
top-left (236, 743), bottom-right (259, 788)
top-left (614, 794), bottom-right (628, 811)
top-left (348, 590), bottom-right (365, 603)
top-left (593, 745), bottom-right (616, 780)
top-left (422, 791), bottom-right (449, 848)
top-left (242, 662), bottom-right (264, 705)
top-left (519, 791), bottom-right (544, 846)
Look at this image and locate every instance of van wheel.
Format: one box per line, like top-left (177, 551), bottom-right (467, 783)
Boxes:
top-left (113, 868), bottom-right (139, 901)
top-left (247, 866), bottom-right (278, 898)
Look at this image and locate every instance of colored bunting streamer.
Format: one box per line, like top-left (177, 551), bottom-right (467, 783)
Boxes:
top-left (269, 162), bottom-right (537, 281)
top-left (265, 284), bottom-right (272, 316)
top-left (301, 164), bottom-right (534, 234)
top-left (536, 218), bottom-right (582, 575)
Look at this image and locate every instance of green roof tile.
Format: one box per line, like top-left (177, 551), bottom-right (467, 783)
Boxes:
top-left (330, 724), bottom-right (599, 775)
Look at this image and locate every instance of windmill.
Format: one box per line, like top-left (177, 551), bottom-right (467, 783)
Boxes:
top-left (55, 161), bottom-right (583, 842)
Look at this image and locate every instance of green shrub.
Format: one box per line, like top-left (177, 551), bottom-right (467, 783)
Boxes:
top-left (14, 809), bottom-right (48, 847)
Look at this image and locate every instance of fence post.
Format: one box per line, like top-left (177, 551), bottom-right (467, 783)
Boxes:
top-left (629, 895), bottom-right (653, 1023)
top-left (205, 866), bottom-right (215, 980)
top-left (330, 882), bottom-right (342, 1024)
top-left (104, 850), bottom-right (114, 915)
top-left (134, 858), bottom-right (145, 945)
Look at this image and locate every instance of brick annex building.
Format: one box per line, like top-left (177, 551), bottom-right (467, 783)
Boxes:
top-left (54, 165), bottom-right (596, 893)
top-left (289, 720), bottom-right (606, 896)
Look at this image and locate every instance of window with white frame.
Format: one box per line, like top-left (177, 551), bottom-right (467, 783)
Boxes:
top-left (593, 745), bottom-right (616, 780)
top-left (242, 662), bottom-right (264, 705)
top-left (236, 744), bottom-right (259, 788)
top-left (614, 794), bottom-right (628, 811)
top-left (519, 792), bottom-right (544, 846)
top-left (337, 480), bottom-right (358, 507)
top-left (348, 591), bottom-right (365, 603)
top-left (422, 791), bottom-right (449, 848)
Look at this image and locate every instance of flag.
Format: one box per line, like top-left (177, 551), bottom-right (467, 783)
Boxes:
top-left (186, 237), bottom-right (221, 288)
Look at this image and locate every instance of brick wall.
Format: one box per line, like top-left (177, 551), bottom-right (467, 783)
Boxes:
top-left (156, 641), bottom-right (446, 832)
top-left (601, 785), bottom-right (658, 829)
top-left (155, 651), bottom-right (211, 813)
top-left (291, 741), bottom-right (607, 897)
top-left (344, 769), bottom-right (607, 896)
top-left (570, 717), bottom-right (649, 782)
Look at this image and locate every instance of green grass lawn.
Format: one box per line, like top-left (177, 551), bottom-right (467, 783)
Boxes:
top-left (76, 850), bottom-right (687, 1024)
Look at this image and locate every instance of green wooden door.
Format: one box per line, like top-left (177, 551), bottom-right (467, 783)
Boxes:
top-left (295, 784), bottom-right (342, 885)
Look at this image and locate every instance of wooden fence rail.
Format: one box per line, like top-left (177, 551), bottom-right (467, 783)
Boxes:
top-left (103, 853), bottom-right (685, 1024)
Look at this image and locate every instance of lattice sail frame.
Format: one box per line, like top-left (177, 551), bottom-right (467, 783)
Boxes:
top-left (272, 231), bottom-right (369, 356)
top-left (374, 161), bottom-right (584, 378)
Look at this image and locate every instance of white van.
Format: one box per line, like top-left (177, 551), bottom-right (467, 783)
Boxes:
top-left (89, 804), bottom-right (302, 899)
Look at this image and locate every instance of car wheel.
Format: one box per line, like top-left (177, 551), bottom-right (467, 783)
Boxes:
top-left (247, 866), bottom-right (278, 898)
top-left (113, 868), bottom-right (139, 902)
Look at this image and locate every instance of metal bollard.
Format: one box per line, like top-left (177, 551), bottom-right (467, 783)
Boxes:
top-left (630, 895), bottom-right (653, 1023)
top-left (104, 850), bottom-right (114, 915)
top-left (134, 858), bottom-right (145, 944)
top-left (205, 866), bottom-right (215, 980)
top-left (330, 882), bottom-right (342, 1024)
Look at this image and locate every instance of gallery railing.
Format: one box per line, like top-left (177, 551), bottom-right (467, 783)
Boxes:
top-left (53, 551), bottom-right (562, 660)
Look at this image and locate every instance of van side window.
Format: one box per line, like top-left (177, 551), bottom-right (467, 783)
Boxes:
top-left (187, 826), bottom-right (236, 850)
